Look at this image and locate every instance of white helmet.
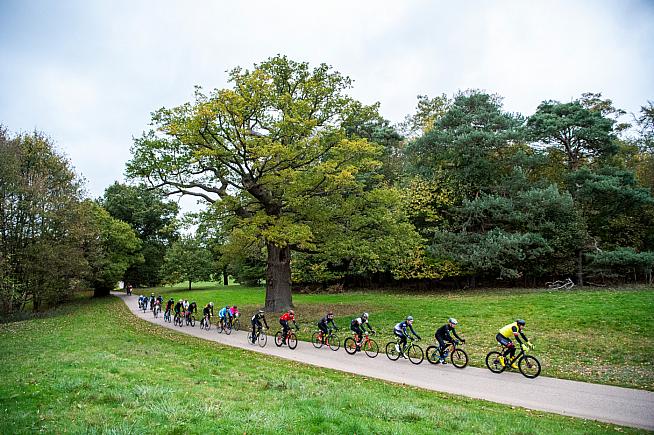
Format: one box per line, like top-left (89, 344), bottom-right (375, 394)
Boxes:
top-left (448, 317), bottom-right (458, 325)
top-left (362, 312), bottom-right (369, 319)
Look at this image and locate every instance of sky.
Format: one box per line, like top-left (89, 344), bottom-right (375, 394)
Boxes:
top-left (1, 0), bottom-right (653, 210)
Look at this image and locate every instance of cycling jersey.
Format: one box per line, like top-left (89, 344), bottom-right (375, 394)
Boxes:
top-left (318, 316), bottom-right (337, 332)
top-left (230, 307), bottom-right (239, 317)
top-left (174, 302), bottom-right (182, 313)
top-left (435, 324), bottom-right (461, 341)
top-left (203, 306), bottom-right (213, 317)
top-left (280, 312), bottom-right (295, 322)
top-left (187, 303), bottom-right (197, 314)
top-left (394, 321), bottom-right (420, 339)
top-left (165, 301), bottom-right (174, 311)
top-left (499, 322), bottom-right (528, 343)
top-left (219, 307), bottom-right (231, 318)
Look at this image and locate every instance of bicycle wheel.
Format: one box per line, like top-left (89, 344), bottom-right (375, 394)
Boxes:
top-left (518, 355), bottom-right (541, 378)
top-left (364, 339), bottom-right (379, 358)
top-left (258, 331), bottom-right (267, 347)
top-left (425, 345), bottom-right (442, 364)
top-left (233, 319), bottom-right (240, 331)
top-left (385, 342), bottom-right (401, 361)
top-left (451, 349), bottom-right (468, 368)
top-left (328, 335), bottom-right (340, 351)
top-left (274, 331), bottom-right (283, 347)
top-left (224, 323), bottom-right (232, 335)
top-left (311, 332), bottom-right (324, 349)
top-left (486, 351), bottom-right (506, 374)
top-left (247, 331), bottom-right (253, 343)
top-left (407, 344), bottom-right (424, 365)
top-left (287, 333), bottom-right (298, 350)
top-left (344, 337), bottom-right (357, 355)
top-left (189, 317), bottom-right (195, 327)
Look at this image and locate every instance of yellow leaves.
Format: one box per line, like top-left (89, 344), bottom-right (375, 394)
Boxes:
top-left (405, 177), bottom-right (457, 224)
top-left (391, 246), bottom-right (461, 280)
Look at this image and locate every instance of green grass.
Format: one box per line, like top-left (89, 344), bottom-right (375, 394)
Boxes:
top-left (0, 295), bottom-right (645, 434)
top-left (143, 283), bottom-right (654, 390)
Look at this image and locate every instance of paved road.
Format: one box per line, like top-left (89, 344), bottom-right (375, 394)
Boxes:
top-left (115, 293), bottom-right (654, 430)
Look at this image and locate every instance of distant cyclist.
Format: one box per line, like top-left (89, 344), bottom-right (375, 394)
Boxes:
top-left (279, 310), bottom-right (297, 345)
top-left (165, 298), bottom-right (174, 316)
top-left (202, 302), bottom-right (214, 327)
top-left (497, 319), bottom-right (532, 369)
top-left (173, 299), bottom-right (183, 320)
top-left (434, 318), bottom-right (465, 364)
top-left (187, 301), bottom-right (198, 322)
top-left (317, 311), bottom-right (338, 343)
top-left (149, 293), bottom-right (156, 311)
top-left (350, 312), bottom-right (374, 351)
top-left (394, 316), bottom-right (421, 356)
top-left (251, 310), bottom-right (269, 344)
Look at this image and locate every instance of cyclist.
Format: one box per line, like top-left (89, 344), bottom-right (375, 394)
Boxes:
top-left (251, 309), bottom-right (269, 344)
top-left (149, 293), bottom-right (156, 311)
top-left (218, 305), bottom-right (232, 329)
top-left (434, 318), bottom-right (465, 364)
top-left (156, 294), bottom-right (164, 305)
top-left (202, 302), bottom-right (214, 327)
top-left (187, 301), bottom-right (198, 323)
top-left (394, 315), bottom-right (421, 357)
top-left (279, 310), bottom-right (297, 345)
top-left (317, 311), bottom-right (338, 343)
top-left (138, 295), bottom-right (144, 309)
top-left (173, 299), bottom-right (183, 322)
top-left (165, 298), bottom-right (174, 317)
top-left (497, 319), bottom-right (532, 369)
top-left (229, 305), bottom-right (240, 326)
top-left (350, 312), bottom-right (374, 351)
top-left (183, 299), bottom-right (189, 312)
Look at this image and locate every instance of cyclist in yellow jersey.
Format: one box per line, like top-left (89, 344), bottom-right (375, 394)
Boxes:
top-left (496, 319), bottom-right (532, 369)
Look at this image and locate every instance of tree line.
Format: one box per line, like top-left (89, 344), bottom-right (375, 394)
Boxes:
top-left (2, 55), bottom-right (653, 313)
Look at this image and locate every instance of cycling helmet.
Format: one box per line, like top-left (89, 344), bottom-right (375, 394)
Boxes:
top-left (289, 309), bottom-right (295, 315)
top-left (178, 299), bottom-right (183, 303)
top-left (258, 309), bottom-right (265, 314)
top-left (191, 301), bottom-right (195, 305)
top-left (516, 319), bottom-right (526, 326)
top-left (448, 318), bottom-right (458, 325)
top-left (225, 305), bottom-right (229, 309)
top-left (151, 293), bottom-right (154, 296)
top-left (233, 306), bottom-right (237, 309)
top-left (327, 311), bottom-right (334, 316)
top-left (362, 312), bottom-right (369, 319)
top-left (209, 302), bottom-right (213, 307)
top-left (406, 315), bottom-right (414, 322)
top-left (169, 298), bottom-right (174, 302)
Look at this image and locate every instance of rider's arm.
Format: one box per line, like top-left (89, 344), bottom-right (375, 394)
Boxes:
top-left (451, 328), bottom-right (463, 341)
top-left (328, 318), bottom-right (338, 329)
top-left (263, 317), bottom-right (269, 329)
top-left (408, 323), bottom-right (421, 339)
top-left (512, 326), bottom-right (524, 344)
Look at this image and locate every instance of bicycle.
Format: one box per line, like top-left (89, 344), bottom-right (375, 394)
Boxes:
top-left (185, 312), bottom-right (196, 327)
top-left (248, 327), bottom-right (268, 347)
top-left (230, 316), bottom-right (240, 331)
top-left (164, 308), bottom-right (172, 323)
top-left (311, 329), bottom-right (341, 351)
top-left (486, 343), bottom-right (541, 378)
top-left (141, 301), bottom-right (148, 313)
top-left (174, 311), bottom-right (184, 327)
top-left (425, 340), bottom-right (469, 368)
top-left (385, 336), bottom-right (424, 364)
top-left (217, 317), bottom-right (232, 335)
top-left (546, 278), bottom-right (574, 290)
top-left (274, 327), bottom-right (298, 349)
top-left (153, 303), bottom-right (161, 318)
top-left (200, 314), bottom-right (211, 330)
top-left (344, 332), bottom-right (379, 358)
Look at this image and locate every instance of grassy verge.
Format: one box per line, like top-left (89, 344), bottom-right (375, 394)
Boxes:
top-left (0, 295), bottom-right (644, 434)
top-left (141, 284), bottom-right (654, 390)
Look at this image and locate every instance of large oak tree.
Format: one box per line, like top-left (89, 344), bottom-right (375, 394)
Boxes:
top-left (127, 56), bottom-right (384, 311)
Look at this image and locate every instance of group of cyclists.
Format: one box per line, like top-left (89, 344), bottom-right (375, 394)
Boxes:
top-left (136, 295), bottom-right (532, 370)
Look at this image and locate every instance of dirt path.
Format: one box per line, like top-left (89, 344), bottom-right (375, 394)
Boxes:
top-left (115, 292), bottom-right (654, 430)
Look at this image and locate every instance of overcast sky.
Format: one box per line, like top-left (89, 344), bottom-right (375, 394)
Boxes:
top-left (1, 0), bottom-right (653, 208)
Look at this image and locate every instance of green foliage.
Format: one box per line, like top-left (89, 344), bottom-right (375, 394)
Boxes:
top-left (101, 183), bottom-right (179, 286)
top-left (80, 201), bottom-right (143, 295)
top-left (406, 91), bottom-right (525, 196)
top-left (527, 96), bottom-right (618, 169)
top-left (429, 186), bottom-right (585, 280)
top-left (586, 248), bottom-right (654, 282)
top-left (160, 236), bottom-right (213, 289)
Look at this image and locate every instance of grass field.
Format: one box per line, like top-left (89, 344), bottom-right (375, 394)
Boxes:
top-left (144, 283), bottom-right (654, 390)
top-left (0, 294), bottom-right (645, 434)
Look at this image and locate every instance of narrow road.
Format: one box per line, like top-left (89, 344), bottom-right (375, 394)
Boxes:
top-left (115, 293), bottom-right (654, 430)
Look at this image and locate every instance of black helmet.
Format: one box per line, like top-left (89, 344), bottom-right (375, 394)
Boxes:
top-left (516, 319), bottom-right (526, 326)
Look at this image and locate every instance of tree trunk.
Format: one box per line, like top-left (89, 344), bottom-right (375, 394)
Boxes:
top-left (188, 280), bottom-right (192, 291)
top-left (576, 249), bottom-right (584, 287)
top-left (223, 269), bottom-right (229, 286)
top-left (264, 241), bottom-right (292, 312)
